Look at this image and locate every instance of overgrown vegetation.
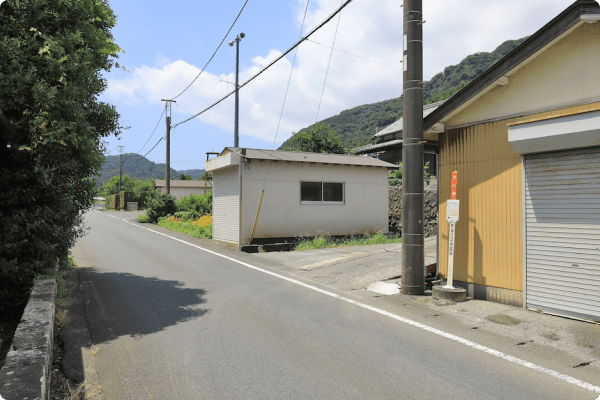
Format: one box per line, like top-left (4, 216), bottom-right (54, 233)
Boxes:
top-left (279, 37), bottom-right (528, 150)
top-left (0, 0), bottom-right (123, 316)
top-left (157, 216), bottom-right (212, 239)
top-left (295, 233), bottom-right (402, 251)
top-left (99, 174), bottom-right (156, 208)
top-left (34, 255), bottom-right (76, 298)
top-left (176, 192), bottom-right (212, 220)
top-left (145, 192), bottom-right (178, 223)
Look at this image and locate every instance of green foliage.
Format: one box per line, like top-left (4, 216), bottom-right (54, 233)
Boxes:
top-left (157, 219), bottom-right (212, 239)
top-left (284, 123), bottom-right (352, 154)
top-left (279, 37), bottom-right (528, 151)
top-left (179, 173), bottom-right (192, 180)
top-left (295, 233), bottom-right (401, 251)
top-left (176, 192), bottom-right (212, 219)
top-left (145, 192), bottom-right (177, 223)
top-left (0, 0), bottom-right (123, 314)
top-left (34, 255), bottom-right (75, 298)
top-left (387, 162), bottom-right (430, 186)
top-left (137, 214), bottom-right (149, 223)
top-left (99, 175), bottom-right (155, 208)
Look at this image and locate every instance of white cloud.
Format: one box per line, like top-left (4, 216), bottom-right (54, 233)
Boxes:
top-left (106, 0), bottom-right (575, 146)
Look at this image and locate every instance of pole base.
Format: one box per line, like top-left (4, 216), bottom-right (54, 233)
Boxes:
top-left (432, 285), bottom-right (467, 302)
top-left (400, 285), bottom-right (425, 295)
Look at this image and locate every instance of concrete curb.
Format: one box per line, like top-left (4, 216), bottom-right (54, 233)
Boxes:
top-left (0, 278), bottom-right (56, 400)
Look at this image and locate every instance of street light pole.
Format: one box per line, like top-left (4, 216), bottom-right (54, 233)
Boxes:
top-left (229, 32), bottom-right (245, 148)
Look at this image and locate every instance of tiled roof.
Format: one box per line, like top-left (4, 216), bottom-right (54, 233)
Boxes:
top-left (371, 100), bottom-right (447, 139)
top-left (353, 139), bottom-right (402, 154)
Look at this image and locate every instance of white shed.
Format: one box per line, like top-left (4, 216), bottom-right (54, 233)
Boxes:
top-left (155, 179), bottom-right (212, 200)
top-left (206, 148), bottom-right (399, 247)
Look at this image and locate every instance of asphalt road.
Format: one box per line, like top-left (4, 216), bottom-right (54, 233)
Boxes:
top-left (71, 211), bottom-right (599, 399)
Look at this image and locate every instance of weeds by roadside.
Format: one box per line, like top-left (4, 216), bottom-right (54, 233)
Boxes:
top-left (295, 232), bottom-right (401, 251)
top-left (34, 255), bottom-right (76, 298)
top-left (157, 215), bottom-right (212, 239)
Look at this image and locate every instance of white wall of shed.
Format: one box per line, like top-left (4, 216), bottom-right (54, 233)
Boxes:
top-left (240, 160), bottom-right (389, 245)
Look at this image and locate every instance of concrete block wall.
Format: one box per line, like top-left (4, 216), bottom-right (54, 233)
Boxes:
top-left (0, 279), bottom-right (56, 400)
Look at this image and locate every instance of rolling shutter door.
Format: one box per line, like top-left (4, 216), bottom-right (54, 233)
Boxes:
top-left (525, 147), bottom-right (600, 322)
top-left (213, 166), bottom-right (240, 244)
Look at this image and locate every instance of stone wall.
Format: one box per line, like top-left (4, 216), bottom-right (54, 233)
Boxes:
top-left (388, 185), bottom-right (438, 238)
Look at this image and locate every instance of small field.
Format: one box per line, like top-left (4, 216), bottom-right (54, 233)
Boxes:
top-left (295, 232), bottom-right (401, 251)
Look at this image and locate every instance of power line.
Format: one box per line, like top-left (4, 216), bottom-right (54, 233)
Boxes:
top-left (170, 0), bottom-right (249, 100)
top-left (172, 0), bottom-right (356, 129)
top-left (305, 38), bottom-right (402, 70)
top-left (135, 107), bottom-right (166, 154)
top-left (272, 0), bottom-right (310, 149)
top-left (315, 1), bottom-right (343, 123)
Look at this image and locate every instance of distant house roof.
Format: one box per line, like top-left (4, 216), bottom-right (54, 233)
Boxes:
top-left (353, 139), bottom-right (403, 154)
top-left (372, 100), bottom-right (446, 139)
top-left (155, 180), bottom-right (213, 188)
top-left (208, 148), bottom-right (399, 170)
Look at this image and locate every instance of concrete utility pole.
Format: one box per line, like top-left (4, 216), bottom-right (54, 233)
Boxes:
top-left (401, 0), bottom-right (425, 295)
top-left (117, 146), bottom-right (125, 193)
top-left (161, 99), bottom-right (176, 194)
top-left (229, 32), bottom-right (245, 148)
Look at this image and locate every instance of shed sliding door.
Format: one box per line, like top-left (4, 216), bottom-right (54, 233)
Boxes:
top-left (213, 166), bottom-right (240, 244)
top-left (525, 147), bottom-right (600, 322)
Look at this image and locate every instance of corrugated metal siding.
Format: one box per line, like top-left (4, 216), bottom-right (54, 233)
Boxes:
top-left (525, 147), bottom-right (600, 321)
top-left (240, 161), bottom-right (389, 244)
top-left (213, 166), bottom-right (240, 244)
top-left (439, 120), bottom-right (523, 291)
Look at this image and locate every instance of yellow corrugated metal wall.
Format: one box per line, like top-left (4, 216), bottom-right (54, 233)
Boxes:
top-left (439, 101), bottom-right (600, 291)
top-left (439, 120), bottom-right (523, 291)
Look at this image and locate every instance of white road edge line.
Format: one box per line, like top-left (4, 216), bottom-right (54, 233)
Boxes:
top-left (106, 214), bottom-right (600, 395)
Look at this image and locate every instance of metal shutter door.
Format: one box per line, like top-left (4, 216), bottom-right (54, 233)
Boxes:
top-left (213, 166), bottom-right (239, 244)
top-left (525, 147), bottom-right (600, 322)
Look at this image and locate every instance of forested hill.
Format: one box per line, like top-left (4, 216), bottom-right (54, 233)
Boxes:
top-left (96, 153), bottom-right (205, 185)
top-left (279, 37), bottom-right (528, 150)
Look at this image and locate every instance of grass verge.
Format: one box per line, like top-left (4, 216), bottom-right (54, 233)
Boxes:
top-left (157, 216), bottom-right (212, 239)
top-left (295, 232), bottom-right (401, 251)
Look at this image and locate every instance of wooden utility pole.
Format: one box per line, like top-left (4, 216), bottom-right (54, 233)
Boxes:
top-left (401, 0), bottom-right (425, 295)
top-left (161, 99), bottom-right (176, 194)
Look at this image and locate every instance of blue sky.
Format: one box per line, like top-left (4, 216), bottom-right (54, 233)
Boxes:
top-left (101, 0), bottom-right (577, 171)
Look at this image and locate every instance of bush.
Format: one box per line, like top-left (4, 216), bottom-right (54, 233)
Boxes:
top-left (137, 214), bottom-right (149, 223)
top-left (173, 210), bottom-right (199, 221)
top-left (177, 192), bottom-right (212, 216)
top-left (145, 192), bottom-right (177, 223)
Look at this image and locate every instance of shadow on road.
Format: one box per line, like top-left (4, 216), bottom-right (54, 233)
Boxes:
top-left (58, 268), bottom-right (210, 383)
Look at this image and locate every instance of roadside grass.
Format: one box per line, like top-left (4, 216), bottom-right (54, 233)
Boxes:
top-left (157, 215), bottom-right (212, 239)
top-left (295, 232), bottom-right (401, 251)
top-left (34, 255), bottom-right (76, 298)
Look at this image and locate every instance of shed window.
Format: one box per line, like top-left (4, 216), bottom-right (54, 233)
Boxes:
top-left (301, 182), bottom-right (344, 204)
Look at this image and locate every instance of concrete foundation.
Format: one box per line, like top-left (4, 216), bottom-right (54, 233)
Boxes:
top-left (432, 285), bottom-right (467, 302)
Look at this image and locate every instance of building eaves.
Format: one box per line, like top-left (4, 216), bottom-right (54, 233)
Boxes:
top-left (224, 147), bottom-right (399, 169)
top-left (423, 0), bottom-right (600, 131)
top-left (354, 139), bottom-right (403, 154)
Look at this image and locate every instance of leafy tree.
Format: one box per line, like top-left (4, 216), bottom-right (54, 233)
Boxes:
top-left (179, 173), bottom-right (192, 180)
top-left (284, 123), bottom-right (352, 154)
top-left (0, 0), bottom-right (123, 314)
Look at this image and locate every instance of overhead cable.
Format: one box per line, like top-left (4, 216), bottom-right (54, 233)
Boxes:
top-left (173, 0), bottom-right (356, 128)
top-left (135, 107), bottom-right (166, 154)
top-left (315, 1), bottom-right (343, 123)
top-left (170, 0), bottom-right (249, 100)
top-left (306, 38), bottom-right (401, 70)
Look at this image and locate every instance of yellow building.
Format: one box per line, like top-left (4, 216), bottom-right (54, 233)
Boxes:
top-left (424, 0), bottom-right (600, 321)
